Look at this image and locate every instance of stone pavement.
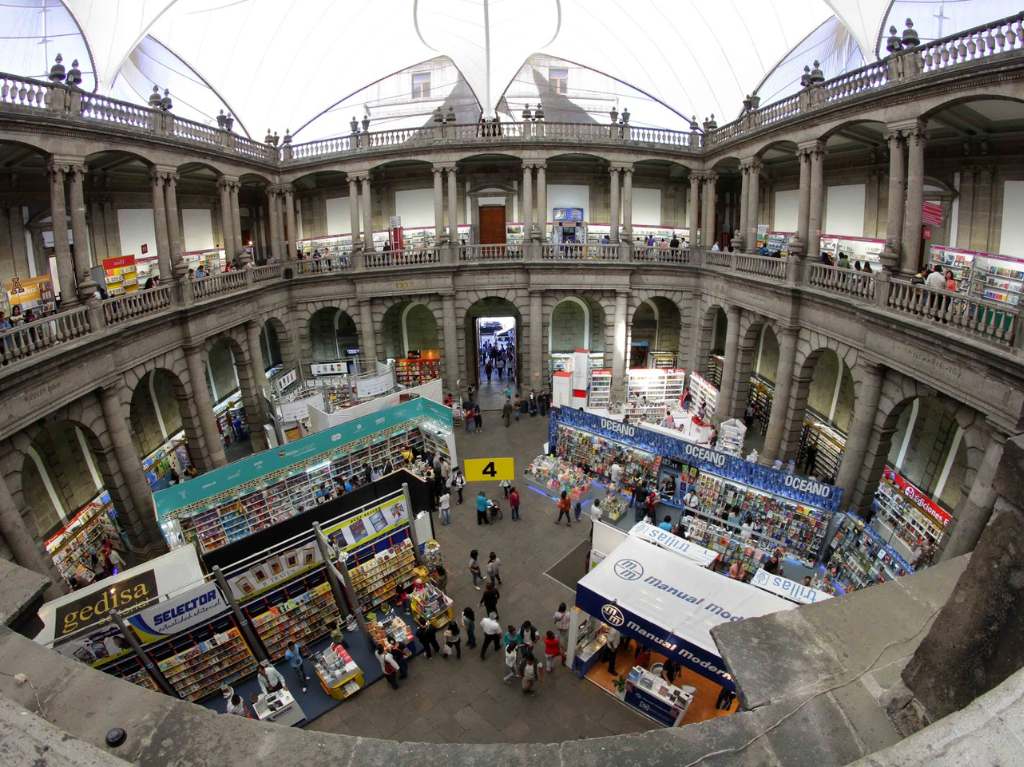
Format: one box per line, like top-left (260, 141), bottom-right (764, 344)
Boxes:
top-left (308, 413), bottom-right (653, 742)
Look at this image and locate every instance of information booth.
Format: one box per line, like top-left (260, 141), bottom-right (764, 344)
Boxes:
top-left (568, 535), bottom-right (794, 725)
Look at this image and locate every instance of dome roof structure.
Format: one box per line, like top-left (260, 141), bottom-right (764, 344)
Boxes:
top-left (3, 0), bottom-right (991, 140)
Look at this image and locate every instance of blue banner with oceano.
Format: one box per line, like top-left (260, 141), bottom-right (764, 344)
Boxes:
top-left (154, 397), bottom-right (451, 521)
top-left (549, 406), bottom-right (842, 513)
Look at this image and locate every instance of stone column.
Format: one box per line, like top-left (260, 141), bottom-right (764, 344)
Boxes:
top-left (218, 177), bottom-right (234, 256)
top-left (348, 176), bottom-right (362, 248)
top-left (738, 163), bottom-right (750, 250)
top-left (703, 174), bottom-right (718, 250)
top-left (747, 159), bottom-right (762, 250)
top-left (608, 167), bottom-right (620, 243)
top-left (447, 166), bottom-right (459, 242)
top-left (184, 345), bottom-right (228, 468)
top-left (522, 164), bottom-right (533, 239)
top-left (66, 163), bottom-right (93, 299)
top-left (621, 165), bottom-right (633, 245)
top-left (163, 172), bottom-right (185, 276)
top-left (941, 428), bottom-right (1008, 559)
top-left (284, 186), bottom-right (297, 259)
top-left (6, 204), bottom-right (30, 274)
top-left (359, 299), bottom-right (377, 363)
top-left (234, 346), bottom-right (269, 453)
top-left (529, 291), bottom-right (543, 392)
top-left (150, 169), bottom-right (172, 281)
top-left (0, 470), bottom-right (64, 593)
top-left (535, 163), bottom-right (547, 241)
top-left (714, 306), bottom-right (741, 421)
top-left (611, 291), bottom-right (628, 400)
top-left (442, 294), bottom-right (459, 393)
top-left (245, 320), bottom-right (270, 399)
top-left (688, 173), bottom-right (701, 243)
top-left (99, 382), bottom-right (166, 552)
top-left (796, 145), bottom-right (812, 249)
top-left (267, 188), bottom-right (282, 262)
top-left (760, 328), bottom-right (798, 463)
top-left (361, 174), bottom-right (374, 251)
top-left (48, 160), bottom-right (77, 307)
top-left (882, 130), bottom-right (907, 269)
top-left (229, 181), bottom-right (243, 261)
top-left (835, 361), bottom-right (885, 496)
top-left (807, 143), bottom-right (825, 259)
top-left (432, 167), bottom-right (444, 243)
top-left (900, 122), bottom-right (926, 275)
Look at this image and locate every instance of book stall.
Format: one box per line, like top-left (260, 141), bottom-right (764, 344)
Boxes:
top-left (688, 372), bottom-right (719, 416)
top-left (822, 513), bottom-right (914, 594)
top-left (45, 491), bottom-right (124, 585)
top-left (929, 245), bottom-right (1024, 306)
top-left (408, 579), bottom-right (454, 629)
top-left (871, 466), bottom-right (951, 561)
top-left (525, 454), bottom-right (593, 503)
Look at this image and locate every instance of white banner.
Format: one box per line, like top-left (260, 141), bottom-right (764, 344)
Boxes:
top-left (126, 581), bottom-right (227, 641)
top-left (278, 392), bottom-right (324, 423)
top-left (750, 568), bottom-right (832, 605)
top-left (629, 522), bottom-right (718, 567)
top-left (274, 368), bottom-right (298, 392)
top-left (311, 362), bottom-right (350, 376)
top-left (356, 369), bottom-right (395, 399)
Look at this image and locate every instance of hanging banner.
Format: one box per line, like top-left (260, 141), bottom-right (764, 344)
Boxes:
top-left (750, 568), bottom-right (832, 605)
top-left (127, 582), bottom-right (227, 641)
top-left (274, 369), bottom-right (298, 393)
top-left (629, 522), bottom-right (718, 567)
top-left (549, 406), bottom-right (842, 513)
top-left (227, 542), bottom-right (321, 601)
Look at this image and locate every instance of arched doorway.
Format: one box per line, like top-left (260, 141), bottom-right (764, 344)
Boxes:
top-left (381, 301), bottom-right (442, 386)
top-left (629, 297), bottom-right (681, 368)
top-left (464, 297), bottom-right (522, 409)
top-left (309, 307), bottom-right (359, 362)
top-left (129, 370), bottom-right (197, 491)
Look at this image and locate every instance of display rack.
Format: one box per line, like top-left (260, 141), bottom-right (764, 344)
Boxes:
top-left (825, 514), bottom-right (913, 592)
top-left (152, 617), bottom-right (257, 702)
top-left (973, 260), bottom-right (1024, 306)
top-left (103, 652), bottom-right (160, 693)
top-left (650, 351), bottom-right (677, 369)
top-left (314, 642), bottom-right (364, 700)
top-left (347, 537), bottom-right (416, 612)
top-left (102, 256), bottom-right (138, 296)
top-left (395, 354), bottom-right (442, 387)
top-left (873, 468), bottom-right (952, 552)
top-left (177, 422), bottom-right (437, 552)
top-left (928, 245), bottom-right (973, 292)
top-left (245, 570), bottom-right (341, 661)
top-left (746, 375), bottom-right (774, 436)
top-left (626, 368), bottom-right (686, 409)
top-left (588, 369), bottom-right (612, 408)
top-left (686, 518), bottom-right (769, 575)
top-left (797, 416), bottom-right (846, 483)
top-left (45, 493), bottom-right (121, 582)
top-left (688, 372), bottom-right (719, 415)
top-left (553, 425), bottom-right (659, 496)
top-left (707, 355), bottom-right (724, 389)
top-left (409, 582), bottom-right (454, 629)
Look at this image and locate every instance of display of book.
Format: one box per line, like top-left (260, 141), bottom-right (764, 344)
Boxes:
top-left (826, 514), bottom-right (913, 592)
top-left (45, 495), bottom-right (120, 581)
top-left (347, 538), bottom-right (416, 612)
top-left (796, 416), bottom-right (846, 484)
top-left (746, 375), bottom-right (774, 436)
top-left (247, 573), bottom-right (341, 660)
top-left (395, 357), bottom-right (442, 387)
top-left (588, 369), bottom-right (612, 408)
top-left (689, 372), bottom-right (719, 415)
top-left (153, 621), bottom-right (257, 702)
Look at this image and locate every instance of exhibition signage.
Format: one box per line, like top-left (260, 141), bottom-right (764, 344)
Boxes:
top-left (274, 368), bottom-right (298, 393)
top-left (54, 569), bottom-right (157, 640)
top-left (127, 582), bottom-right (227, 641)
top-left (750, 568), bottom-right (832, 605)
top-left (549, 407), bottom-right (844, 513)
top-left (629, 522), bottom-right (717, 567)
top-left (323, 494), bottom-right (409, 555)
top-left (154, 397), bottom-right (451, 520)
top-left (883, 468), bottom-right (951, 526)
top-left (356, 368), bottom-right (395, 399)
top-left (575, 538), bottom-right (794, 688)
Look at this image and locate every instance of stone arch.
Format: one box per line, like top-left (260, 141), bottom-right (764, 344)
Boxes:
top-left (127, 366), bottom-right (202, 476)
top-left (460, 292), bottom-right (526, 396)
top-left (257, 314), bottom-right (295, 372)
top-left (305, 305), bottom-right (360, 363)
top-left (548, 296), bottom-right (591, 354)
top-left (726, 313), bottom-right (776, 420)
top-left (628, 296), bottom-right (683, 368)
top-left (378, 298), bottom-right (442, 359)
top-left (696, 302), bottom-right (729, 380)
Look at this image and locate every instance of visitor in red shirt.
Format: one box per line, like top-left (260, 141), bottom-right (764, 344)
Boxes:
top-left (543, 630), bottom-right (562, 672)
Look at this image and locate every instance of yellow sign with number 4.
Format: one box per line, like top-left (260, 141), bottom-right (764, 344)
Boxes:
top-left (464, 457), bottom-right (515, 482)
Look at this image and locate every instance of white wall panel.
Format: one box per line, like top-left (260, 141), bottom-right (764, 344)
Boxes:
top-left (181, 208), bottom-right (214, 251)
top-left (1000, 180), bottom-right (1024, 256)
top-left (117, 208), bottom-right (156, 260)
top-left (325, 197), bottom-right (351, 236)
top-left (632, 187), bottom-right (661, 226)
top-left (773, 189), bottom-right (799, 232)
top-left (824, 184), bottom-right (865, 236)
top-left (395, 188), bottom-right (434, 228)
top-left (548, 184), bottom-right (590, 220)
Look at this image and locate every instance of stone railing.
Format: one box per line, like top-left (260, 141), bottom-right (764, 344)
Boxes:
top-left (458, 243), bottom-right (524, 262)
top-left (364, 246), bottom-right (442, 269)
top-left (734, 253), bottom-right (788, 281)
top-left (80, 92), bottom-right (154, 130)
top-left (102, 285), bottom-right (173, 325)
top-left (294, 255), bottom-right (352, 275)
top-left (250, 264), bottom-right (282, 283)
top-left (705, 250), bottom-right (735, 269)
top-left (540, 243), bottom-right (622, 261)
top-left (632, 246), bottom-right (694, 265)
top-left (918, 13), bottom-right (1024, 74)
top-left (1, 72), bottom-right (51, 109)
top-left (189, 270), bottom-right (249, 300)
top-left (885, 279), bottom-right (1020, 349)
top-left (806, 263), bottom-right (876, 300)
top-left (0, 305), bottom-right (93, 365)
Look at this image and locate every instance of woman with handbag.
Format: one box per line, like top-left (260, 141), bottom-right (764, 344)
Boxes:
top-left (442, 620), bottom-right (462, 659)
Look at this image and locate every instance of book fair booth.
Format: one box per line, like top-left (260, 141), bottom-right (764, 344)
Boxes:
top-left (567, 533), bottom-right (794, 725)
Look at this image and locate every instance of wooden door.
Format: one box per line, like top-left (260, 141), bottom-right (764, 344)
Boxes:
top-left (479, 206), bottom-right (507, 244)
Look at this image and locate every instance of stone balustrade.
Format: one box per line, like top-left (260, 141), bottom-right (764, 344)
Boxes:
top-left (102, 285), bottom-right (173, 325)
top-left (540, 243), bottom-right (622, 261)
top-left (885, 278), bottom-right (1019, 348)
top-left (806, 262), bottom-right (876, 300)
top-left (251, 264), bottom-right (283, 283)
top-left (458, 243), bottom-right (523, 262)
top-left (188, 269), bottom-right (249, 300)
top-left (294, 255), bottom-right (352, 275)
top-left (363, 246), bottom-right (442, 269)
top-left (732, 253), bottom-right (788, 281)
top-left (0, 305), bottom-right (93, 365)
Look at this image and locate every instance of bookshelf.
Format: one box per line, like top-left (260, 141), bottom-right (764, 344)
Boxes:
top-left (826, 515), bottom-right (913, 592)
top-left (346, 537), bottom-right (416, 612)
top-left (102, 256), bottom-right (139, 296)
top-left (554, 424), bottom-right (660, 495)
top-left (151, 616), bottom-right (257, 702)
top-left (873, 468), bottom-right (951, 552)
top-left (104, 652), bottom-right (160, 693)
top-left (707, 355), bottom-right (724, 389)
top-left (746, 375), bottom-right (774, 436)
top-left (588, 369), bottom-right (612, 408)
top-left (395, 356), bottom-right (442, 387)
top-left (45, 494), bottom-right (121, 582)
top-left (245, 569), bottom-right (341, 661)
top-left (797, 416), bottom-right (846, 483)
top-left (688, 372), bottom-right (719, 415)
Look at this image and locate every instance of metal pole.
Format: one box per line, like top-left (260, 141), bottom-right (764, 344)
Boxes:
top-left (314, 522), bottom-right (368, 635)
top-left (402, 482), bottom-right (425, 565)
top-left (109, 609), bottom-right (177, 696)
top-left (212, 566), bottom-right (269, 662)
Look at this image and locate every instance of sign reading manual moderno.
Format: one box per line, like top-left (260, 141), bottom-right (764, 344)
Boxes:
top-left (549, 407), bottom-right (843, 513)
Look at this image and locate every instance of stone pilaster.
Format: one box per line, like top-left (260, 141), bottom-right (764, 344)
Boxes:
top-left (48, 159), bottom-right (76, 307)
top-left (941, 425), bottom-right (1008, 559)
top-left (184, 344), bottom-right (228, 468)
top-left (807, 142), bottom-right (825, 259)
top-left (359, 299), bottom-right (377, 363)
top-left (442, 294), bottom-right (459, 394)
top-left (0, 468), bottom-right (63, 593)
top-left (760, 328), bottom-right (798, 463)
top-left (835, 361), bottom-right (885, 497)
top-left (900, 121), bottom-right (926, 275)
top-left (714, 305), bottom-right (741, 421)
top-left (611, 291), bottom-right (628, 400)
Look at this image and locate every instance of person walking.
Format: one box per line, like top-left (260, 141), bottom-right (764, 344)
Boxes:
top-left (474, 405), bottom-right (483, 432)
top-left (462, 606), bottom-right (477, 648)
top-left (518, 620), bottom-right (538, 668)
top-left (449, 468), bottom-right (465, 504)
top-left (716, 675), bottom-right (737, 710)
top-left (521, 652), bottom-right (539, 694)
top-left (375, 644), bottom-right (401, 689)
top-left (476, 492), bottom-right (490, 526)
top-left (480, 582), bottom-right (500, 619)
top-left (486, 552), bottom-right (503, 586)
top-left (257, 660), bottom-right (286, 695)
top-left (438, 489), bottom-right (451, 526)
top-left (556, 490), bottom-right (572, 526)
top-left (503, 641), bottom-right (520, 683)
top-left (543, 630), bottom-right (562, 672)
top-left (442, 620), bottom-right (462, 659)
top-left (284, 639), bottom-right (308, 693)
top-left (485, 360), bottom-right (493, 382)
top-left (500, 478), bottom-right (511, 498)
top-left (480, 612), bottom-right (502, 659)
top-left (553, 603), bottom-right (571, 654)
top-left (603, 626), bottom-right (621, 674)
top-left (503, 623), bottom-right (522, 649)
top-left (393, 640), bottom-right (411, 679)
top-left (509, 486), bottom-right (521, 520)
top-left (469, 549), bottom-right (483, 589)
top-left (502, 398), bottom-right (513, 427)
top-left (415, 618), bottom-right (441, 659)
